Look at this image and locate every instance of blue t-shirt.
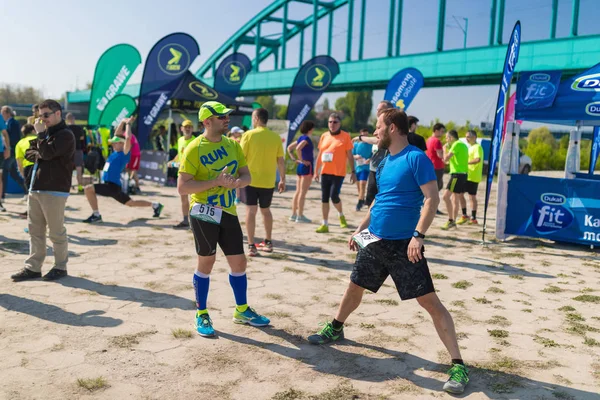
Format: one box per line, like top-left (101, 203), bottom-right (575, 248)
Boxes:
top-left (353, 142), bottom-right (373, 174)
top-left (102, 151), bottom-right (130, 185)
top-left (0, 118), bottom-right (6, 152)
top-left (369, 145), bottom-right (436, 240)
top-left (297, 135), bottom-right (314, 163)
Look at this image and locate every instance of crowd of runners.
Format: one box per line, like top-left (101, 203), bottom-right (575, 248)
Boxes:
top-left (1, 98), bottom-right (488, 395)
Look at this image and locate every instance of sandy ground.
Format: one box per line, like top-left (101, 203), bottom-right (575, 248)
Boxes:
top-left (0, 172), bottom-right (599, 400)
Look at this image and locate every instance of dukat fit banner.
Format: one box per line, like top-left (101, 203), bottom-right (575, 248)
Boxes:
top-left (286, 55), bottom-right (340, 147)
top-left (383, 68), bottom-right (424, 111)
top-left (88, 44), bottom-right (141, 126)
top-left (213, 52), bottom-right (252, 99)
top-left (483, 20), bottom-right (521, 242)
top-left (137, 32), bottom-right (200, 148)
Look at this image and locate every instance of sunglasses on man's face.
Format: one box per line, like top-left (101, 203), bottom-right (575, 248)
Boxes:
top-left (212, 115), bottom-right (228, 120)
top-left (39, 111), bottom-right (56, 119)
top-left (329, 120), bottom-right (340, 124)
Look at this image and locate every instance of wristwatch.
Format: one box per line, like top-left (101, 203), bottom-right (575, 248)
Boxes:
top-left (413, 230), bottom-right (425, 239)
top-left (358, 135), bottom-right (363, 142)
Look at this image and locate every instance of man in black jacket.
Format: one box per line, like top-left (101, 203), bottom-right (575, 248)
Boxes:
top-left (11, 99), bottom-right (75, 282)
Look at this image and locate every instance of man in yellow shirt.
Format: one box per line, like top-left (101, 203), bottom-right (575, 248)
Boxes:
top-left (239, 108), bottom-right (286, 256)
top-left (169, 119), bottom-right (196, 229)
top-left (178, 101), bottom-right (269, 338)
top-left (15, 124), bottom-right (37, 189)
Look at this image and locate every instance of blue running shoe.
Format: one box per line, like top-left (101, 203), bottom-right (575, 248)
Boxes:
top-left (195, 312), bottom-right (215, 337)
top-left (233, 306), bottom-right (270, 327)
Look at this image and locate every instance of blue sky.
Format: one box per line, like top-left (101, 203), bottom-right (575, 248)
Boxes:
top-left (1, 0), bottom-right (599, 125)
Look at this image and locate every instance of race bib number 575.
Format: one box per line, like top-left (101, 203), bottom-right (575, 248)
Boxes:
top-left (190, 203), bottom-right (223, 225)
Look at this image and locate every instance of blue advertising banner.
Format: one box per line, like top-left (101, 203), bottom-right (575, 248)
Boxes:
top-left (286, 55), bottom-right (340, 146)
top-left (137, 32), bottom-right (200, 148)
top-left (516, 71), bottom-right (562, 110)
top-left (505, 175), bottom-right (600, 246)
top-left (213, 52), bottom-right (252, 99)
top-left (483, 21), bottom-right (521, 237)
top-left (383, 68), bottom-right (424, 110)
top-left (515, 62), bottom-right (600, 126)
top-left (590, 126), bottom-right (600, 174)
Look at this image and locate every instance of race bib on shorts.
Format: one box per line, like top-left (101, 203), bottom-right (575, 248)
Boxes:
top-left (352, 228), bottom-right (381, 248)
top-left (322, 152), bottom-right (334, 163)
top-left (190, 203), bottom-right (223, 225)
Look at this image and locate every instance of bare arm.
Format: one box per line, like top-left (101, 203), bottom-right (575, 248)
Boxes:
top-left (123, 123), bottom-right (132, 155)
top-left (178, 172), bottom-right (219, 195)
top-left (352, 136), bottom-right (377, 145)
top-left (16, 158), bottom-right (24, 176)
top-left (407, 180), bottom-right (440, 263)
top-left (436, 149), bottom-right (443, 159)
top-left (349, 200), bottom-right (374, 250)
top-left (443, 150), bottom-right (454, 164)
top-left (468, 157), bottom-right (481, 165)
top-left (287, 142), bottom-right (298, 160)
top-left (294, 140), bottom-right (308, 163)
top-left (235, 165), bottom-right (251, 188)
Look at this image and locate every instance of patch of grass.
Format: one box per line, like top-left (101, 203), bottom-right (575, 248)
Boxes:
top-left (359, 323), bottom-right (375, 329)
top-left (451, 300), bottom-right (465, 308)
top-left (431, 273), bottom-right (448, 279)
top-left (487, 286), bottom-right (505, 294)
top-left (573, 294), bottom-right (600, 303)
top-left (534, 335), bottom-right (560, 347)
top-left (144, 281), bottom-right (162, 290)
top-left (267, 311), bottom-right (292, 319)
top-left (553, 374), bottom-right (572, 385)
top-left (50, 343), bottom-right (65, 352)
top-left (375, 299), bottom-right (399, 306)
top-left (558, 305), bottom-right (576, 312)
top-left (171, 328), bottom-right (193, 339)
top-left (316, 267), bottom-right (329, 273)
top-left (584, 337), bottom-right (600, 347)
top-left (504, 251), bottom-right (525, 259)
top-left (542, 285), bottom-right (563, 294)
top-left (326, 276), bottom-right (340, 281)
top-left (270, 253), bottom-right (290, 260)
top-left (487, 315), bottom-right (511, 327)
top-left (283, 266), bottom-right (306, 274)
top-left (311, 295), bottom-right (321, 302)
top-left (552, 390), bottom-right (576, 400)
top-left (109, 330), bottom-right (157, 348)
top-left (308, 381), bottom-right (363, 400)
top-left (522, 309), bottom-right (532, 313)
top-left (565, 322), bottom-right (600, 336)
top-left (488, 329), bottom-right (509, 338)
top-left (78, 273), bottom-right (91, 278)
top-left (327, 237), bottom-right (346, 244)
top-left (541, 260), bottom-right (551, 267)
top-left (265, 293), bottom-right (283, 300)
top-left (271, 388), bottom-right (307, 400)
top-left (509, 274), bottom-right (524, 280)
top-left (592, 363), bottom-right (600, 380)
top-left (565, 313), bottom-right (585, 322)
top-left (77, 377), bottom-right (108, 392)
top-left (176, 255), bottom-right (192, 261)
top-left (489, 380), bottom-right (523, 394)
top-left (452, 280), bottom-right (473, 290)
top-left (474, 297), bottom-right (492, 304)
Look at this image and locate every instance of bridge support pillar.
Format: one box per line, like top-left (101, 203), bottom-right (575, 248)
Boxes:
top-left (436, 0), bottom-right (446, 51)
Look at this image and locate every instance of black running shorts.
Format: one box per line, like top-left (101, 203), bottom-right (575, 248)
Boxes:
top-left (465, 180), bottom-right (479, 196)
top-left (446, 173), bottom-right (467, 194)
top-left (350, 239), bottom-right (435, 300)
top-left (190, 211), bottom-right (244, 256)
top-left (435, 168), bottom-right (444, 191)
top-left (94, 182), bottom-right (131, 205)
top-left (245, 186), bottom-right (274, 208)
top-left (320, 174), bottom-right (344, 204)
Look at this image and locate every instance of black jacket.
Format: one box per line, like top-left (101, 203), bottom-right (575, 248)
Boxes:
top-left (25, 120), bottom-right (75, 193)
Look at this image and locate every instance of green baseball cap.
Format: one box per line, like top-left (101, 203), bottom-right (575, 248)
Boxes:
top-left (108, 135), bottom-right (125, 143)
top-left (198, 101), bottom-right (234, 122)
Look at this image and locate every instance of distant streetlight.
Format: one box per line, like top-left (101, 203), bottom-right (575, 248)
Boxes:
top-left (452, 15), bottom-right (469, 49)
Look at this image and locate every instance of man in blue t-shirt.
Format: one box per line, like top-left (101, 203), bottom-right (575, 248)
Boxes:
top-left (352, 128), bottom-right (373, 211)
top-left (307, 108), bottom-right (469, 395)
top-left (82, 117), bottom-right (163, 223)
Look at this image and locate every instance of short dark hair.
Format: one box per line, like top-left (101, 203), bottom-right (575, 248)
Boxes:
top-left (32, 104), bottom-right (39, 112)
top-left (254, 108), bottom-right (269, 124)
top-left (65, 112), bottom-right (74, 121)
top-left (328, 112), bottom-right (341, 121)
top-left (407, 116), bottom-right (419, 126)
top-left (360, 128), bottom-right (369, 134)
top-left (467, 129), bottom-right (477, 138)
top-left (38, 99), bottom-right (62, 113)
top-left (379, 100), bottom-right (394, 108)
top-left (448, 129), bottom-right (459, 140)
top-left (433, 123), bottom-right (446, 132)
top-left (380, 109), bottom-right (408, 136)
top-left (300, 120), bottom-right (315, 134)
top-left (22, 124), bottom-right (35, 136)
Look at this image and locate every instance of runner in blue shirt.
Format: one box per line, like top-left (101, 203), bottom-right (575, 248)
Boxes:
top-left (307, 108), bottom-right (470, 395)
top-left (352, 128), bottom-right (373, 211)
top-left (82, 117), bottom-right (163, 223)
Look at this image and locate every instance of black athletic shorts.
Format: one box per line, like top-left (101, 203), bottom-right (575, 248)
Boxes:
top-left (350, 239), bottom-right (435, 300)
top-left (321, 174), bottom-right (344, 204)
top-left (446, 173), bottom-right (467, 194)
top-left (465, 180), bottom-right (479, 196)
top-left (94, 182), bottom-right (131, 205)
top-left (190, 211), bottom-right (244, 256)
top-left (245, 186), bottom-right (274, 208)
top-left (365, 170), bottom-right (378, 206)
top-left (435, 169), bottom-right (444, 191)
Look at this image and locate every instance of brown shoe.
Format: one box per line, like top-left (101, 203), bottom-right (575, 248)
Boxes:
top-left (42, 268), bottom-right (68, 281)
top-left (11, 268), bottom-right (41, 281)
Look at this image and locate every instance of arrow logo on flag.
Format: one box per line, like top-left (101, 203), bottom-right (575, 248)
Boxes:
top-left (168, 48), bottom-right (182, 65)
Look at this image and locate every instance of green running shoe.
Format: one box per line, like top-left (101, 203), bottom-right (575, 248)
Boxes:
top-left (233, 306), bottom-right (270, 327)
top-left (316, 224), bottom-right (329, 233)
top-left (339, 215), bottom-right (348, 228)
top-left (307, 322), bottom-right (344, 345)
top-left (443, 363), bottom-right (469, 394)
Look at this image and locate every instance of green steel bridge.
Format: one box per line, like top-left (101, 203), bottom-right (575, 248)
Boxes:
top-left (68, 0), bottom-right (600, 103)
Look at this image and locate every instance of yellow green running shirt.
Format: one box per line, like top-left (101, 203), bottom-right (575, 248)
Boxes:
top-left (179, 135), bottom-right (247, 216)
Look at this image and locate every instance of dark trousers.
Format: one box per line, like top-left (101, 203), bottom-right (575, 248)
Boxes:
top-left (2, 157), bottom-right (26, 198)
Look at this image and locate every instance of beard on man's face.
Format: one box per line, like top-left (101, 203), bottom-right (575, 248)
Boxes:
top-left (378, 126), bottom-right (391, 149)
